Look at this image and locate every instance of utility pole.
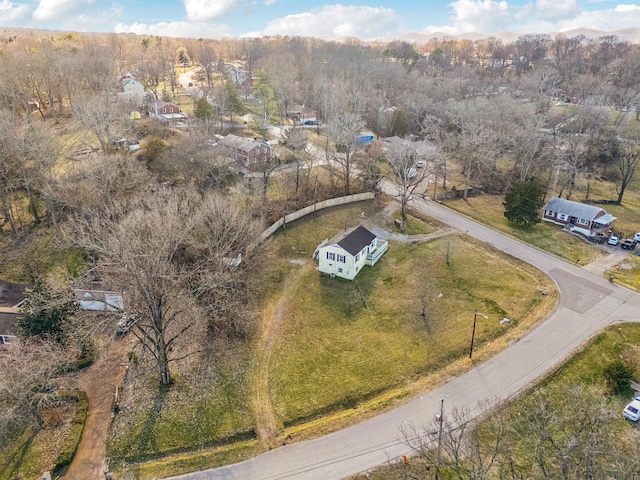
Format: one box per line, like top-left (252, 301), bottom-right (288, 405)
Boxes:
top-left (435, 398), bottom-right (444, 480)
top-left (469, 310), bottom-right (488, 359)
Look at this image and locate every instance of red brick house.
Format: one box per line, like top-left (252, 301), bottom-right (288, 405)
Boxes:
top-left (148, 100), bottom-right (187, 123)
top-left (218, 134), bottom-right (272, 167)
top-left (542, 197), bottom-right (616, 236)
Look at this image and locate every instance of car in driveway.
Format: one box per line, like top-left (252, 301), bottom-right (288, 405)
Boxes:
top-left (621, 239), bottom-right (636, 250)
top-left (607, 236), bottom-right (619, 246)
top-left (624, 397), bottom-right (640, 421)
top-left (634, 232), bottom-right (640, 242)
top-left (416, 161), bottom-right (425, 168)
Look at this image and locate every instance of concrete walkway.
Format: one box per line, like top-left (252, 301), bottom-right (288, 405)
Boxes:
top-left (167, 197), bottom-right (640, 480)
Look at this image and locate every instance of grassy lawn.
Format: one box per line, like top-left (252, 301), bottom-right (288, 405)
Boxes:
top-left (107, 346), bottom-right (255, 466)
top-left (269, 205), bottom-right (555, 425)
top-left (443, 194), bottom-right (603, 264)
top-left (606, 255), bottom-right (640, 292)
top-left (0, 405), bottom-right (75, 480)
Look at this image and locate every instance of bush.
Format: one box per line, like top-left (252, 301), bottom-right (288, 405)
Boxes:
top-left (76, 339), bottom-right (95, 370)
top-left (53, 391), bottom-right (89, 474)
top-left (604, 360), bottom-right (634, 395)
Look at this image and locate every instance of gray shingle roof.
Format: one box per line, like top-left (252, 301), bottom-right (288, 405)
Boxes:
top-left (543, 197), bottom-right (605, 221)
top-left (218, 134), bottom-right (265, 154)
top-left (334, 226), bottom-right (376, 256)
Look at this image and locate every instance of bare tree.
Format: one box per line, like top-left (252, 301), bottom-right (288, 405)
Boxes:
top-left (326, 112), bottom-right (365, 195)
top-left (72, 92), bottom-right (127, 153)
top-left (0, 337), bottom-right (76, 449)
top-left (385, 141), bottom-right (430, 222)
top-left (66, 189), bottom-right (261, 386)
top-left (612, 137), bottom-right (640, 205)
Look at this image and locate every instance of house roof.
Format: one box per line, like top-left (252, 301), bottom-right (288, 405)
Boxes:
top-left (332, 225), bottom-right (377, 256)
top-left (543, 197), bottom-right (606, 221)
top-left (218, 134), bottom-right (267, 154)
top-left (149, 100), bottom-right (178, 110)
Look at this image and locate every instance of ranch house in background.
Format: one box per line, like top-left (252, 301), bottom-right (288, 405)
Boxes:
top-left (542, 197), bottom-right (616, 236)
top-left (314, 225), bottom-right (388, 280)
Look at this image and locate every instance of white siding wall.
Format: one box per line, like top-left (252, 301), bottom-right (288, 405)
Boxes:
top-left (318, 245), bottom-right (356, 280)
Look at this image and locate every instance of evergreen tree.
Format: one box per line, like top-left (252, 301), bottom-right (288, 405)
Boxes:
top-left (503, 181), bottom-right (546, 227)
top-left (17, 281), bottom-right (78, 341)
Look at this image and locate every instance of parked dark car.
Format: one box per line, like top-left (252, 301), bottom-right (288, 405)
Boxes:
top-left (621, 239), bottom-right (636, 250)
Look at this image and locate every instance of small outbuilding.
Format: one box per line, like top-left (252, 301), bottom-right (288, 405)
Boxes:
top-left (313, 225), bottom-right (388, 280)
top-left (542, 197), bottom-right (616, 236)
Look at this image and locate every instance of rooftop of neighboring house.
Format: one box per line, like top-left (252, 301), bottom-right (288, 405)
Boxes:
top-left (218, 134), bottom-right (268, 153)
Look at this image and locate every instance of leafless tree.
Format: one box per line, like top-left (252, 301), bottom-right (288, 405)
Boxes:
top-left (326, 112), bottom-right (365, 195)
top-left (385, 141), bottom-right (430, 222)
top-left (0, 337), bottom-right (77, 449)
top-left (72, 92), bottom-right (128, 153)
top-left (66, 189), bottom-right (261, 386)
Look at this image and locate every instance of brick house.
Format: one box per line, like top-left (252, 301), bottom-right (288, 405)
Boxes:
top-left (218, 134), bottom-right (272, 167)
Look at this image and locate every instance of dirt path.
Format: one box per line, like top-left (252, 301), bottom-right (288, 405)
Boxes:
top-left (62, 335), bottom-right (130, 480)
top-left (251, 262), bottom-right (309, 449)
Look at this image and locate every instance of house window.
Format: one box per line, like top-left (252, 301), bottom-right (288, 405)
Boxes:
top-left (546, 210), bottom-right (554, 216)
top-left (162, 108), bottom-right (166, 113)
top-left (338, 268), bottom-right (343, 273)
top-left (327, 252), bottom-right (335, 261)
top-left (558, 213), bottom-right (567, 221)
top-left (355, 253), bottom-right (360, 262)
top-left (337, 254), bottom-right (346, 263)
top-left (578, 218), bottom-right (588, 225)
top-left (253, 158), bottom-right (257, 163)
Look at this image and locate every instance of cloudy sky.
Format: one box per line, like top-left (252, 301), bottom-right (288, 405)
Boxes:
top-left (1, 0), bottom-right (639, 39)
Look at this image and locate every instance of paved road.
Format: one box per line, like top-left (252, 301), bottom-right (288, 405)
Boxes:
top-left (168, 196), bottom-right (640, 480)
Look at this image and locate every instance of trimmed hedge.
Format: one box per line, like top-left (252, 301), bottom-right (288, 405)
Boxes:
top-left (53, 390), bottom-right (89, 475)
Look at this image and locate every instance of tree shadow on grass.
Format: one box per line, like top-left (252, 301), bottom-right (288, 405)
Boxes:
top-left (1, 427), bottom-right (38, 479)
top-left (132, 385), bottom-right (169, 460)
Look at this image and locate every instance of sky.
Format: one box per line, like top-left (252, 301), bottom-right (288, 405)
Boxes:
top-left (1, 0), bottom-right (640, 40)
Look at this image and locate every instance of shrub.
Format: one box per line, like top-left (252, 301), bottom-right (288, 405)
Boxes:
top-left (604, 360), bottom-right (634, 395)
top-left (76, 339), bottom-right (95, 370)
top-left (53, 390), bottom-right (89, 475)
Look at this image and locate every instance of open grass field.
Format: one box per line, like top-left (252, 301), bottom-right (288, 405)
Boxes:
top-left (267, 201), bottom-right (556, 425)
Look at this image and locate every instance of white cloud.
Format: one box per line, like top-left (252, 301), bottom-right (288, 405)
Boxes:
top-left (115, 21), bottom-right (231, 38)
top-left (33, 0), bottom-right (92, 21)
top-left (440, 0), bottom-right (512, 33)
top-left (0, 0), bottom-right (31, 25)
top-left (181, 0), bottom-right (236, 22)
top-left (260, 5), bottom-right (404, 39)
top-left (264, 0), bottom-right (276, 5)
top-left (534, 0), bottom-right (580, 21)
top-left (615, 3), bottom-right (640, 11)
top-left (71, 4), bottom-right (123, 30)
top-left (424, 0), bottom-right (640, 34)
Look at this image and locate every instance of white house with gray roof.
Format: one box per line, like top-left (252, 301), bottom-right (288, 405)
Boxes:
top-left (542, 197), bottom-right (616, 236)
top-left (313, 225), bottom-right (388, 280)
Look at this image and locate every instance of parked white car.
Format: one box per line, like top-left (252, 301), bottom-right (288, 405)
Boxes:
top-left (634, 232), bottom-right (640, 242)
top-left (608, 236), bottom-right (619, 246)
top-left (623, 397), bottom-right (640, 421)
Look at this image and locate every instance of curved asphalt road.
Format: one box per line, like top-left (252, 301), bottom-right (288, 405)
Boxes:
top-left (168, 196), bottom-right (640, 480)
